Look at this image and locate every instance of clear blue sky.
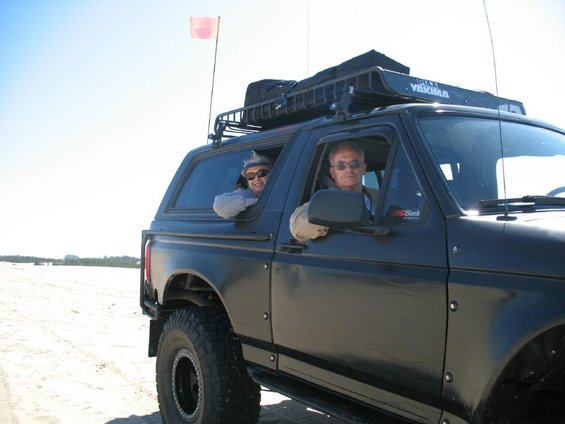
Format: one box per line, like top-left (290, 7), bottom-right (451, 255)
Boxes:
top-left (1, 0), bottom-right (563, 258)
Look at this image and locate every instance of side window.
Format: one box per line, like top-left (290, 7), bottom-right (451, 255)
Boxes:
top-left (301, 132), bottom-right (428, 227)
top-left (173, 150), bottom-right (249, 210)
top-left (301, 134), bottom-right (390, 207)
top-left (380, 144), bottom-right (428, 223)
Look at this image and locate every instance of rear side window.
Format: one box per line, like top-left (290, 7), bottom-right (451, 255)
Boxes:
top-left (172, 150), bottom-right (249, 210)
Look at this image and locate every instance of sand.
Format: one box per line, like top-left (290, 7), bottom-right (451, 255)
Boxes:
top-left (0, 262), bottom-right (344, 424)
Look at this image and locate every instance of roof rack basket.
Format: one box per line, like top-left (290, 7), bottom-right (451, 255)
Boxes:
top-left (210, 67), bottom-right (525, 143)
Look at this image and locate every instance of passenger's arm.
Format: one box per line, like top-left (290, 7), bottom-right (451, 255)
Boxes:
top-left (213, 189), bottom-right (258, 219)
top-left (289, 202), bottom-right (330, 242)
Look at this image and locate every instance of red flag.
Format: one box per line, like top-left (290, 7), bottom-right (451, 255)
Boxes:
top-left (190, 16), bottom-right (220, 39)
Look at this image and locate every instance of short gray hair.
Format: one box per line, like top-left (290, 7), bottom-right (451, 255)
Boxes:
top-left (328, 142), bottom-right (365, 164)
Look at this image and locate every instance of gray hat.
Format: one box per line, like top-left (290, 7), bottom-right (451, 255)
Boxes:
top-left (241, 151), bottom-right (271, 176)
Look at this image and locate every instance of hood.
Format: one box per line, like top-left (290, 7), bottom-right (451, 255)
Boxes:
top-left (447, 211), bottom-right (565, 279)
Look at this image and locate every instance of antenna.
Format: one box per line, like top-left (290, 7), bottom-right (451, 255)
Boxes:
top-left (207, 16), bottom-right (221, 142)
top-left (483, 1), bottom-right (513, 220)
top-left (306, 0), bottom-right (310, 76)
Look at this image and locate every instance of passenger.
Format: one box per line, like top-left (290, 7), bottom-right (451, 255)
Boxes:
top-left (213, 151), bottom-right (271, 219)
top-left (290, 142), bottom-right (376, 241)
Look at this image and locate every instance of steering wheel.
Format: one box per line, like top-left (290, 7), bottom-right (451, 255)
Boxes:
top-left (546, 186), bottom-right (565, 196)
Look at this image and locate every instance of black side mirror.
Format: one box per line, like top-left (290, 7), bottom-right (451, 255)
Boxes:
top-left (307, 189), bottom-right (365, 228)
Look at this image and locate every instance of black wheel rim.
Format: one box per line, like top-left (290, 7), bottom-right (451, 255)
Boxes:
top-left (172, 348), bottom-right (201, 420)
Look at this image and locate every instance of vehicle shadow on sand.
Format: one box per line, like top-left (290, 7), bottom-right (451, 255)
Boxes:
top-left (105, 401), bottom-right (345, 424)
top-left (105, 411), bottom-right (162, 424)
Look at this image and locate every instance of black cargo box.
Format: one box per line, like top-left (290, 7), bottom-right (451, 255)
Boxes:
top-left (211, 51), bottom-right (525, 141)
top-left (243, 50), bottom-right (409, 109)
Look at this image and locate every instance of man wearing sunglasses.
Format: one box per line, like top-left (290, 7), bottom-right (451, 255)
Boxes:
top-left (290, 142), bottom-right (377, 241)
top-left (213, 150), bottom-right (272, 219)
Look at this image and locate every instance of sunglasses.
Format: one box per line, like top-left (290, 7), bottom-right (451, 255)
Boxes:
top-left (331, 159), bottom-right (363, 171)
top-left (245, 169), bottom-right (270, 181)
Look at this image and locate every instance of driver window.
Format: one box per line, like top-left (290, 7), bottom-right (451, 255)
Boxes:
top-left (303, 137), bottom-right (390, 202)
top-left (289, 135), bottom-right (389, 242)
top-left (300, 135), bottom-right (428, 226)
top-left (290, 131), bottom-right (428, 243)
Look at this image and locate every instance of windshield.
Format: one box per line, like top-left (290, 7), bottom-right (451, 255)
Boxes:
top-left (419, 117), bottom-right (565, 211)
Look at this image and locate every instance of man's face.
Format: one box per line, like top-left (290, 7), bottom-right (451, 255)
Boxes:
top-left (329, 147), bottom-right (366, 192)
top-left (244, 165), bottom-right (270, 196)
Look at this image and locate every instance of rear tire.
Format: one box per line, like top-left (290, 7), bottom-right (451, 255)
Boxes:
top-left (156, 307), bottom-right (261, 424)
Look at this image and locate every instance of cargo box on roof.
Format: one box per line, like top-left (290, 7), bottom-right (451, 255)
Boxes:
top-left (212, 50), bottom-right (525, 141)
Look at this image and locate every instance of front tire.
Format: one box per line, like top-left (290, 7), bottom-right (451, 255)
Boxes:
top-left (156, 307), bottom-right (260, 424)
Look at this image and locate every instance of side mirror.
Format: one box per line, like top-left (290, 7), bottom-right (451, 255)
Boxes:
top-left (307, 189), bottom-right (365, 228)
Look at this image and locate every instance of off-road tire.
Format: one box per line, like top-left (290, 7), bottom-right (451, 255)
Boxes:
top-left (156, 306), bottom-right (261, 424)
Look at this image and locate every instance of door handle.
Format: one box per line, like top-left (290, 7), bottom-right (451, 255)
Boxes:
top-left (276, 242), bottom-right (308, 253)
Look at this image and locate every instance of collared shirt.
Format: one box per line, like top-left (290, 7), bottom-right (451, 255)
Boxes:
top-left (363, 187), bottom-right (377, 222)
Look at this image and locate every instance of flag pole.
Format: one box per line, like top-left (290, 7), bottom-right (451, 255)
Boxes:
top-left (307, 0), bottom-right (310, 76)
top-left (207, 16), bottom-right (220, 141)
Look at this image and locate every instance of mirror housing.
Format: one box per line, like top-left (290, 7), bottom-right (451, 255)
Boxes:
top-left (307, 189), bottom-right (365, 228)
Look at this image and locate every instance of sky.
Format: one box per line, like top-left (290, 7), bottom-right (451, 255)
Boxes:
top-left (1, 0), bottom-right (564, 259)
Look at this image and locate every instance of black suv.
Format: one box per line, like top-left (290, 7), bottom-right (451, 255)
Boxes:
top-left (140, 62), bottom-right (565, 424)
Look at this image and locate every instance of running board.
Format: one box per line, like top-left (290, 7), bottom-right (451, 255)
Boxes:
top-left (248, 366), bottom-right (412, 424)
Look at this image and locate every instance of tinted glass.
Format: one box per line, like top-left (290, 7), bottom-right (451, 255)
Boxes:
top-left (173, 150), bottom-right (249, 210)
top-left (419, 117), bottom-right (565, 210)
top-left (381, 145), bottom-right (427, 223)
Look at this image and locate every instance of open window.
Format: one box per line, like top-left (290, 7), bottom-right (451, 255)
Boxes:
top-left (300, 129), bottom-right (391, 204)
top-left (170, 145), bottom-right (282, 212)
top-left (300, 126), bottom-right (428, 230)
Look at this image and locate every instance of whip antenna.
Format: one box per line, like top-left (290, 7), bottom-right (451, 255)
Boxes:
top-left (207, 17), bottom-right (221, 142)
top-left (483, 0), bottom-right (511, 218)
top-left (189, 16), bottom-right (221, 142)
top-left (306, 0), bottom-right (310, 76)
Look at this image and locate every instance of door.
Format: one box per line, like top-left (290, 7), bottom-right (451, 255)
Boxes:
top-left (271, 122), bottom-right (448, 422)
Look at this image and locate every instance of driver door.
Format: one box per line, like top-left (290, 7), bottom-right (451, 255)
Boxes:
top-left (271, 122), bottom-right (448, 422)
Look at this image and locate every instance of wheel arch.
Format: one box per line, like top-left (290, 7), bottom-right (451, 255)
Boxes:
top-left (148, 270), bottom-right (231, 358)
top-left (481, 322), bottom-right (565, 422)
top-left (442, 273), bottom-right (565, 423)
top-left (163, 271), bottom-right (227, 312)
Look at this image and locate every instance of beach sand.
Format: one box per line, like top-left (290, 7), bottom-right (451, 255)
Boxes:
top-left (0, 262), bottom-right (343, 424)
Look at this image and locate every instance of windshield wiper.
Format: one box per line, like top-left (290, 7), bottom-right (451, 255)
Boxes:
top-left (479, 195), bottom-right (565, 209)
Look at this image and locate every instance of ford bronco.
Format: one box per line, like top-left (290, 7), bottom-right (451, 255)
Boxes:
top-left (140, 55), bottom-right (565, 424)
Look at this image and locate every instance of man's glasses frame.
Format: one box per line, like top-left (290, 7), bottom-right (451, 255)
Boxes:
top-left (330, 160), bottom-right (363, 171)
top-left (245, 168), bottom-right (270, 181)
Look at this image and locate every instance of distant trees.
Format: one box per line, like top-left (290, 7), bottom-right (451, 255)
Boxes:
top-left (0, 255), bottom-right (140, 269)
top-left (0, 255), bottom-right (56, 264)
top-left (60, 256), bottom-right (140, 268)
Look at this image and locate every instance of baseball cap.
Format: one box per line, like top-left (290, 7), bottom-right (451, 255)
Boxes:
top-left (241, 151), bottom-right (271, 176)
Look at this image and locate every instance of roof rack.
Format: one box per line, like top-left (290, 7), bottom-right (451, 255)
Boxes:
top-left (209, 67), bottom-right (526, 143)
